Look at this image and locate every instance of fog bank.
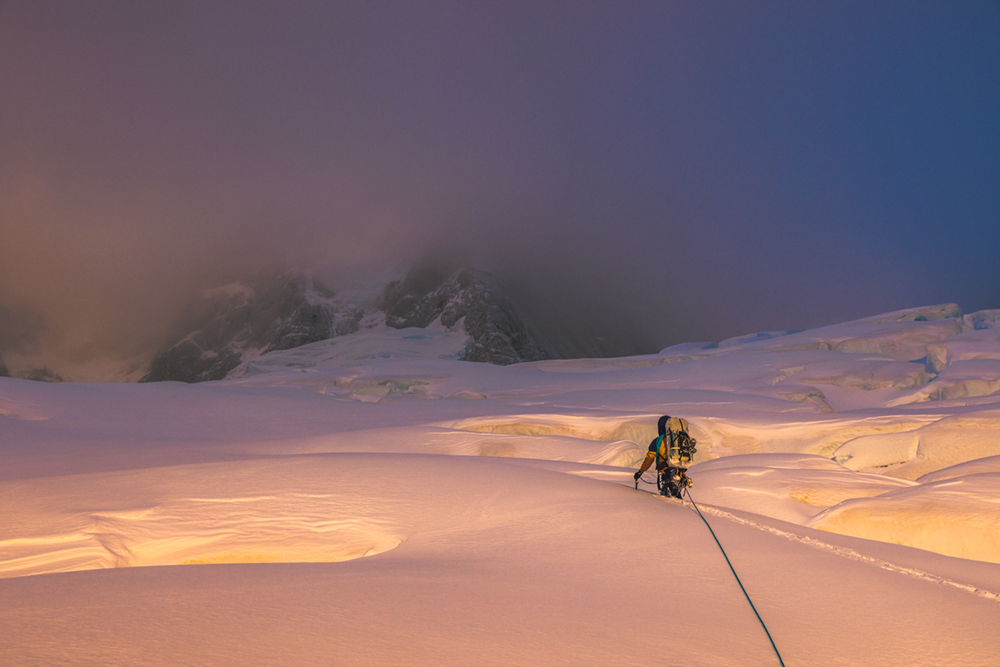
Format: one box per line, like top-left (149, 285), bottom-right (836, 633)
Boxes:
top-left (1, 1), bottom-right (998, 380)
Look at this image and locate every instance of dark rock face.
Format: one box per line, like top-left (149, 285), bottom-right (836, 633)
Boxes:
top-left (20, 367), bottom-right (63, 382)
top-left (141, 273), bottom-right (362, 383)
top-left (141, 266), bottom-right (557, 383)
top-left (0, 351), bottom-right (64, 382)
top-left (380, 267), bottom-right (551, 365)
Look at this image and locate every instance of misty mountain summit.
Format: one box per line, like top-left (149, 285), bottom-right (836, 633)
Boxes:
top-left (379, 267), bottom-right (550, 365)
top-left (140, 273), bottom-right (363, 383)
top-left (0, 356), bottom-right (63, 382)
top-left (140, 267), bottom-right (553, 383)
top-left (20, 367), bottom-right (64, 382)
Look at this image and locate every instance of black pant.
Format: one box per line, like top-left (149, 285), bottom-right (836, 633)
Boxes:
top-left (659, 469), bottom-right (683, 499)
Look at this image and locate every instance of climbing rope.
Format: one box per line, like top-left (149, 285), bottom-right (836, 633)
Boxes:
top-left (635, 472), bottom-right (657, 490)
top-left (683, 487), bottom-right (786, 667)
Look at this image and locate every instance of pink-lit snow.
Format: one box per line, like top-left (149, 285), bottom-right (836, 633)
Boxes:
top-left (2, 304), bottom-right (999, 665)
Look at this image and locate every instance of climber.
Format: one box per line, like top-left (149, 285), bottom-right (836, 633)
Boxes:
top-left (633, 415), bottom-right (697, 498)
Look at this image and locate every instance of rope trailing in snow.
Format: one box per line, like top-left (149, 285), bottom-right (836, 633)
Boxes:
top-left (636, 472), bottom-right (658, 490)
top-left (684, 487), bottom-right (786, 667)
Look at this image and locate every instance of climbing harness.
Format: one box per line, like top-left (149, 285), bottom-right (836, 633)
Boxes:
top-left (634, 470), bottom-right (690, 496)
top-left (684, 487), bottom-right (786, 667)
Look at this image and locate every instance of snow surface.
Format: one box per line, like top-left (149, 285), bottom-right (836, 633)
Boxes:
top-left (2, 303), bottom-right (1000, 665)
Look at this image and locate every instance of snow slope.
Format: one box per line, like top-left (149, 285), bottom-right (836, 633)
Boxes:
top-left (2, 303), bottom-right (999, 665)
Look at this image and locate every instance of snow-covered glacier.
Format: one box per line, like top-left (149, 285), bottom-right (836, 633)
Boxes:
top-left (2, 301), bottom-right (999, 666)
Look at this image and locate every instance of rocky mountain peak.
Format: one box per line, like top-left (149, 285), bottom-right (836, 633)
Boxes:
top-left (379, 266), bottom-right (551, 365)
top-left (140, 272), bottom-right (363, 383)
top-left (139, 266), bottom-right (555, 383)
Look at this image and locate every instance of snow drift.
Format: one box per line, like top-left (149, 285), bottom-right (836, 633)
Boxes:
top-left (2, 302), bottom-right (1000, 665)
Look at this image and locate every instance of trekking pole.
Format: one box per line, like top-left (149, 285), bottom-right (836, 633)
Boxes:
top-left (684, 487), bottom-right (786, 667)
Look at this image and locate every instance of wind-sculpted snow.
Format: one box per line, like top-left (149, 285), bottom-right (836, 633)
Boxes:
top-left (449, 413), bottom-right (661, 450)
top-left (849, 303), bottom-right (965, 325)
top-left (682, 453), bottom-right (918, 523)
top-left (917, 455), bottom-right (1000, 482)
top-left (833, 410), bottom-right (1000, 479)
top-left (681, 453), bottom-right (1000, 565)
top-left (0, 458), bottom-right (408, 579)
top-left (966, 309), bottom-right (1000, 330)
top-left (2, 302), bottom-right (1000, 665)
top-left (926, 328), bottom-right (1000, 373)
top-left (891, 359), bottom-right (1000, 404)
top-left (721, 317), bottom-right (963, 361)
top-left (228, 322), bottom-right (472, 380)
top-left (807, 474), bottom-right (1000, 564)
top-left (2, 454), bottom-right (1000, 666)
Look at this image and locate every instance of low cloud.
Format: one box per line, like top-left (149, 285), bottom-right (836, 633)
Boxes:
top-left (1, 1), bottom-right (997, 379)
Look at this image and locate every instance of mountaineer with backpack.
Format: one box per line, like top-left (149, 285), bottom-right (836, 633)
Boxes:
top-left (633, 415), bottom-right (697, 498)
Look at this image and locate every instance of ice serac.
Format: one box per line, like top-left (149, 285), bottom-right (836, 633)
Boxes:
top-left (925, 327), bottom-right (1000, 374)
top-left (717, 330), bottom-right (799, 348)
top-left (965, 309), bottom-right (1000, 331)
top-left (140, 273), bottom-right (363, 383)
top-left (847, 303), bottom-right (964, 325)
top-left (717, 303), bottom-right (965, 362)
top-left (378, 267), bottom-right (552, 365)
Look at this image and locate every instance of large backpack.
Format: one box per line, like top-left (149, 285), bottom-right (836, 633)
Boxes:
top-left (655, 417), bottom-right (697, 470)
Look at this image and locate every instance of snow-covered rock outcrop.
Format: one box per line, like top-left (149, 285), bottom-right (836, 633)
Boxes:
top-left (141, 273), bottom-right (364, 383)
top-left (378, 267), bottom-right (551, 365)
top-left (141, 267), bottom-right (553, 383)
top-left (18, 367), bottom-right (63, 382)
top-left (0, 353), bottom-right (64, 382)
